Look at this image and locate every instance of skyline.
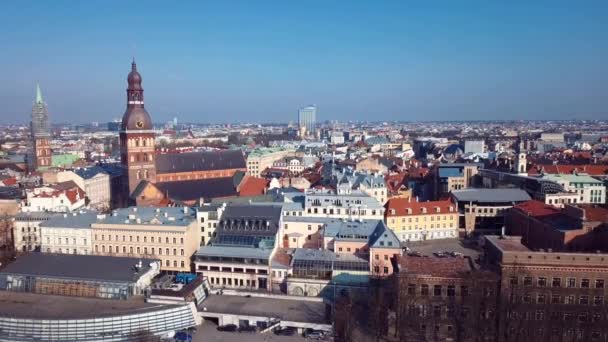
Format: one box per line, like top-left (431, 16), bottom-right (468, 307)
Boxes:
top-left (1, 1), bottom-right (607, 124)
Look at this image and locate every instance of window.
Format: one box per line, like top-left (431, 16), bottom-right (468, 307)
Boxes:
top-left (180, 238), bottom-right (184, 244)
top-left (552, 277), bottom-right (561, 288)
top-left (537, 294), bottom-right (546, 304)
top-left (447, 285), bottom-right (455, 297)
top-left (596, 279), bottom-right (604, 289)
top-left (523, 294), bottom-right (531, 304)
top-left (567, 278), bottom-right (576, 288)
top-left (579, 295), bottom-right (589, 305)
top-left (421, 285), bottom-right (429, 296)
top-left (181, 261), bottom-right (185, 268)
top-left (166, 260), bottom-right (170, 267)
top-left (565, 295), bottom-right (575, 304)
top-left (552, 294), bottom-right (561, 304)
top-left (384, 255), bottom-right (388, 261)
top-left (383, 267), bottom-right (389, 274)
top-left (582, 279), bottom-right (590, 288)
top-left (408, 284), bottom-right (416, 295)
top-left (373, 266), bottom-right (379, 273)
top-left (523, 276), bottom-right (533, 286)
top-left (535, 310), bottom-right (545, 321)
top-left (461, 286), bottom-right (469, 297)
top-left (594, 296), bottom-right (603, 306)
top-left (538, 277), bottom-right (547, 287)
top-left (173, 248), bottom-right (177, 256)
top-left (510, 277), bottom-right (518, 286)
top-left (181, 249), bottom-right (184, 256)
top-left (434, 285), bottom-right (442, 297)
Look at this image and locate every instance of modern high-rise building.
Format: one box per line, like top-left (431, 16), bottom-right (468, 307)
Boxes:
top-left (298, 105), bottom-right (316, 136)
top-left (31, 84), bottom-right (52, 170)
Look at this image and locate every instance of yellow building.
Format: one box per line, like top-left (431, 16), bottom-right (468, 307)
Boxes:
top-left (91, 207), bottom-right (200, 273)
top-left (385, 198), bottom-right (458, 242)
top-left (246, 147), bottom-right (296, 177)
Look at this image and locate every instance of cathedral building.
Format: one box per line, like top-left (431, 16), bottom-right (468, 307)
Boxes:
top-left (118, 61), bottom-right (246, 207)
top-left (31, 84), bottom-right (52, 170)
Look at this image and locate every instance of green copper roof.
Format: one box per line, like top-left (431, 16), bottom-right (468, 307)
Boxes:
top-left (52, 154), bottom-right (80, 167)
top-left (36, 83), bottom-right (43, 104)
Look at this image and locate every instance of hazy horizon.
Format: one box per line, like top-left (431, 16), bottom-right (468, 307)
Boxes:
top-left (1, 1), bottom-right (606, 124)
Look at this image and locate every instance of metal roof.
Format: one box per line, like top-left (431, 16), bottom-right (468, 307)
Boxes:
top-left (451, 188), bottom-right (531, 203)
top-left (195, 245), bottom-right (272, 259)
top-left (0, 254), bottom-right (159, 283)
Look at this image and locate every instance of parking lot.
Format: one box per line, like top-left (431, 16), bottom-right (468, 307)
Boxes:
top-left (191, 321), bottom-right (309, 342)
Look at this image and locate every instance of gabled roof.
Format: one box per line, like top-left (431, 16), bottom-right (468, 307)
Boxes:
top-left (155, 150), bottom-right (246, 174)
top-left (386, 198), bottom-right (455, 217)
top-left (155, 177), bottom-right (238, 202)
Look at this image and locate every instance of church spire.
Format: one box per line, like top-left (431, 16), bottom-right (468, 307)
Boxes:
top-left (36, 83), bottom-right (43, 104)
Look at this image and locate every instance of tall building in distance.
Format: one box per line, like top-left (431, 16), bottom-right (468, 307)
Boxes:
top-left (298, 105), bottom-right (316, 136)
top-left (30, 84), bottom-right (52, 170)
top-left (119, 59), bottom-right (157, 198)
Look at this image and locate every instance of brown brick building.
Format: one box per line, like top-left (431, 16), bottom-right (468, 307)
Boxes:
top-left (485, 235), bottom-right (608, 342)
top-left (394, 255), bottom-right (499, 342)
top-left (505, 200), bottom-right (608, 252)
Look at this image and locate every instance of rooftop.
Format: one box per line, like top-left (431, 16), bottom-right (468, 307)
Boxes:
top-left (155, 150), bottom-right (245, 175)
top-left (99, 207), bottom-right (196, 227)
top-left (41, 210), bottom-right (98, 229)
top-left (195, 245), bottom-right (272, 259)
top-left (0, 291), bottom-right (170, 319)
top-left (543, 173), bottom-right (603, 184)
top-left (200, 294), bottom-right (329, 324)
top-left (386, 198), bottom-right (456, 217)
top-left (0, 254), bottom-right (159, 283)
top-left (451, 188), bottom-right (531, 203)
top-left (397, 255), bottom-right (474, 278)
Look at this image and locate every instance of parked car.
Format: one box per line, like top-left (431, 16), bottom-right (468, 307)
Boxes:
top-left (274, 327), bottom-right (297, 336)
top-left (304, 329), bottom-right (325, 339)
top-left (450, 251), bottom-right (463, 257)
top-left (238, 325), bottom-right (257, 333)
top-left (407, 251), bottom-right (422, 257)
top-left (217, 324), bottom-right (238, 332)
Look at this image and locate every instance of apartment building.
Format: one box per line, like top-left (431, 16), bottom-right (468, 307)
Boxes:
top-left (57, 166), bottom-right (111, 211)
top-left (40, 211), bottom-right (97, 255)
top-left (194, 204), bottom-right (283, 291)
top-left (485, 236), bottom-right (608, 342)
top-left (91, 207), bottom-right (200, 273)
top-left (246, 147), bottom-right (295, 177)
top-left (385, 198), bottom-right (458, 242)
top-left (543, 174), bottom-right (606, 204)
top-left (13, 211), bottom-right (59, 253)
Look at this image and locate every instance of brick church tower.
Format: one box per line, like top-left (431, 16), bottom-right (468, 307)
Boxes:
top-left (31, 84), bottom-right (52, 170)
top-left (120, 59), bottom-right (156, 199)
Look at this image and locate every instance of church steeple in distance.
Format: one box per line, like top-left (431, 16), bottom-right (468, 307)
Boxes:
top-left (121, 59), bottom-right (152, 131)
top-left (31, 83), bottom-right (52, 170)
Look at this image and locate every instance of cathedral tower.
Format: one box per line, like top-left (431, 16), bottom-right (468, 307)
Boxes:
top-left (31, 84), bottom-right (52, 170)
top-left (120, 60), bottom-right (156, 198)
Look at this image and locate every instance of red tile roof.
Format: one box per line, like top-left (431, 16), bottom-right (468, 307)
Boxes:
top-left (238, 177), bottom-right (268, 196)
top-left (529, 164), bottom-right (608, 176)
top-left (513, 200), bottom-right (562, 218)
top-left (579, 205), bottom-right (608, 222)
top-left (386, 198), bottom-right (455, 217)
top-left (398, 255), bottom-right (472, 278)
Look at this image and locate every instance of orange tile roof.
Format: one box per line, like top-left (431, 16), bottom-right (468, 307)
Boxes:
top-left (398, 255), bottom-right (472, 278)
top-left (238, 177), bottom-right (268, 196)
top-left (386, 198), bottom-right (455, 217)
top-left (513, 200), bottom-right (562, 218)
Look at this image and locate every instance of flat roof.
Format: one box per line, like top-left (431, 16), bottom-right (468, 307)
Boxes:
top-left (485, 236), bottom-right (532, 252)
top-left (200, 294), bottom-right (329, 324)
top-left (195, 245), bottom-right (272, 259)
top-left (0, 291), bottom-right (173, 319)
top-left (0, 253), bottom-right (158, 283)
top-left (451, 188), bottom-right (531, 203)
top-left (100, 207), bottom-right (196, 227)
top-left (398, 255), bottom-right (473, 278)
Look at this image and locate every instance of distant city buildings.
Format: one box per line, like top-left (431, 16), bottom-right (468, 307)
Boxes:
top-left (298, 105), bottom-right (317, 136)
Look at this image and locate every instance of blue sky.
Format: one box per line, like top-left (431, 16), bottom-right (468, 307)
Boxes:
top-left (0, 1), bottom-right (606, 124)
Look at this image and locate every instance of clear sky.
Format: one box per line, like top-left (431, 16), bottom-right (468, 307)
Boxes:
top-left (0, 1), bottom-right (606, 124)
